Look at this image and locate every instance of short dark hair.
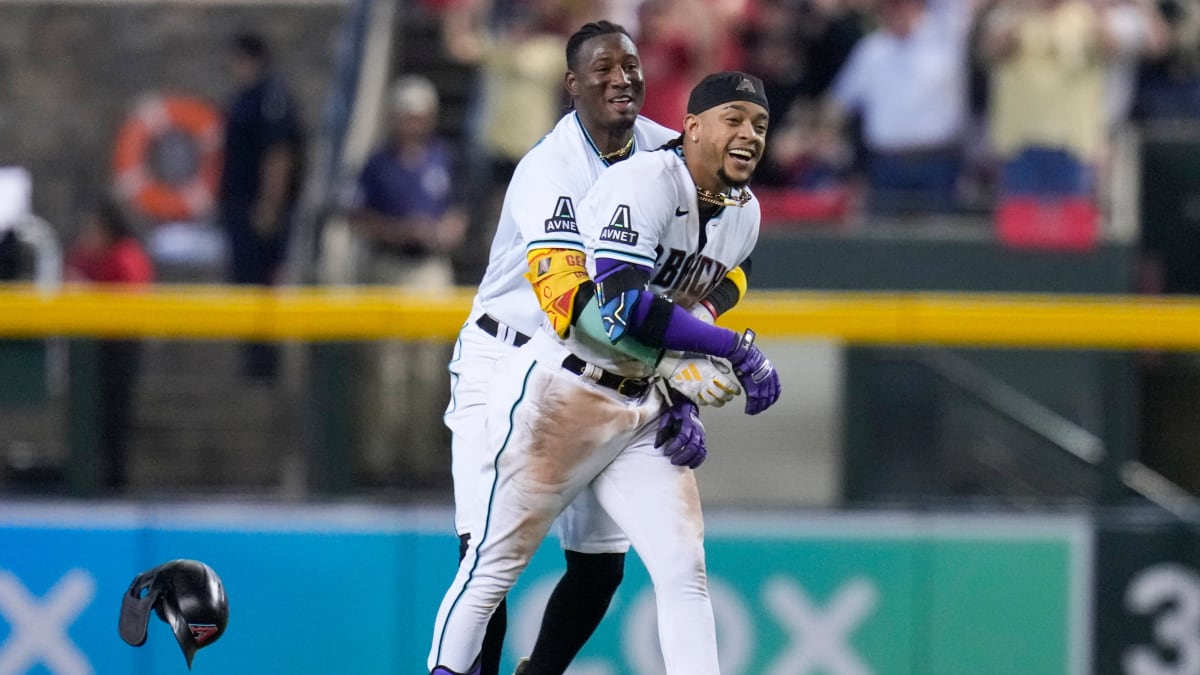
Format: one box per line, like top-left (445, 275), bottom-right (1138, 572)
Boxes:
top-left (565, 21), bottom-right (632, 72)
top-left (231, 32), bottom-right (271, 65)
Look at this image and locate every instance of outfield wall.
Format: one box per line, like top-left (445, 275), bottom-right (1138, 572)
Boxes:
top-left (0, 501), bottom-right (1096, 675)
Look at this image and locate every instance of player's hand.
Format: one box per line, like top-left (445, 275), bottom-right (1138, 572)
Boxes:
top-left (725, 329), bottom-right (781, 415)
top-left (656, 354), bottom-right (741, 407)
top-left (655, 391), bottom-right (707, 469)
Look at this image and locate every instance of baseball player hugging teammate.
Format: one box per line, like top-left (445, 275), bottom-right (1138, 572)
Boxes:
top-left (431, 71), bottom-right (781, 675)
top-left (439, 21), bottom-right (747, 675)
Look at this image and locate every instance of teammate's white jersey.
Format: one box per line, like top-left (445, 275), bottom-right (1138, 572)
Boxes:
top-left (565, 146), bottom-right (761, 377)
top-left (470, 111), bottom-right (677, 337)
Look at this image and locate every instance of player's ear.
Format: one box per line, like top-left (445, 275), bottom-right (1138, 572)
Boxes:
top-left (564, 70), bottom-right (579, 98)
top-left (683, 114), bottom-right (700, 144)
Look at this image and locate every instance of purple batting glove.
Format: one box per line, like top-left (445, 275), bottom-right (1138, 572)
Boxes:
top-left (655, 391), bottom-right (707, 469)
top-left (725, 329), bottom-right (782, 415)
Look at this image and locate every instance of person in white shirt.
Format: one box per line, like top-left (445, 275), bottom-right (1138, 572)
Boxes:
top-left (824, 0), bottom-right (980, 214)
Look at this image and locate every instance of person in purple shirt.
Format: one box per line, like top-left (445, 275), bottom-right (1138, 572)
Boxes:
top-left (346, 74), bottom-right (467, 490)
top-left (350, 74), bottom-right (467, 280)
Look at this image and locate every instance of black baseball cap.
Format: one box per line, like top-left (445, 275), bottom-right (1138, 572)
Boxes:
top-left (687, 71), bottom-right (769, 116)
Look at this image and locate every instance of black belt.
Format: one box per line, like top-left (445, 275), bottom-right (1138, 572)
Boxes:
top-left (561, 353), bottom-right (652, 398)
top-left (475, 314), bottom-right (531, 347)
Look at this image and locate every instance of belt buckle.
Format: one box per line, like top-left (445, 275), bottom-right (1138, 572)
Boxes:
top-left (616, 377), bottom-right (643, 398)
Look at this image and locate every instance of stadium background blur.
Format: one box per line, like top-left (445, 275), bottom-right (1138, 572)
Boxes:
top-left (1, 0), bottom-right (1199, 673)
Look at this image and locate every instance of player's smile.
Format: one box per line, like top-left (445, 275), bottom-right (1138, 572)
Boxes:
top-left (714, 131), bottom-right (765, 187)
top-left (609, 93), bottom-right (635, 114)
top-left (726, 145), bottom-right (759, 174)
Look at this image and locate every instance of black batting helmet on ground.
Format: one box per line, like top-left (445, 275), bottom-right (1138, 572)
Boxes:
top-left (119, 559), bottom-right (229, 669)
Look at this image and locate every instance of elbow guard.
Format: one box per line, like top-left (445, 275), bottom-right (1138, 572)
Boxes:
top-left (595, 266), bottom-right (648, 344)
top-left (597, 288), bottom-right (642, 344)
top-left (525, 247), bottom-right (590, 338)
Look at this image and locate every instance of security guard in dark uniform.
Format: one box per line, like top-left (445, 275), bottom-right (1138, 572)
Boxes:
top-left (219, 32), bottom-right (304, 380)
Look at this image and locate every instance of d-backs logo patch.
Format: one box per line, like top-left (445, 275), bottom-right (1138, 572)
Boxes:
top-left (544, 196), bottom-right (579, 234)
top-left (189, 623), bottom-right (220, 645)
top-left (599, 205), bottom-right (638, 246)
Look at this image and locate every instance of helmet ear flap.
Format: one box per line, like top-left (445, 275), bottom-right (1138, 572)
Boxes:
top-left (118, 564), bottom-right (168, 647)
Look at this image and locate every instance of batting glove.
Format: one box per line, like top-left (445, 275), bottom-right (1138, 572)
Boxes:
top-left (725, 329), bottom-right (781, 415)
top-left (656, 353), bottom-right (741, 407)
top-left (655, 390), bottom-right (707, 469)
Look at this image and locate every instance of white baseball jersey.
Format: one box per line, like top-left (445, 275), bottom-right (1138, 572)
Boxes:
top-left (446, 112), bottom-right (676, 537)
top-left (567, 146), bottom-right (760, 378)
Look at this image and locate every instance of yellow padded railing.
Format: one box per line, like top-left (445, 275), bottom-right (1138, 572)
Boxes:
top-left (0, 283), bottom-right (1197, 349)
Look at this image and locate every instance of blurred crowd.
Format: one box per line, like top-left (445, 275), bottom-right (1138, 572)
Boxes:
top-left (404, 0), bottom-right (1200, 230)
top-left (5, 0), bottom-right (1200, 493)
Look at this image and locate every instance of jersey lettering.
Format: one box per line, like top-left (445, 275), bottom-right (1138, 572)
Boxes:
top-left (653, 247), bottom-right (730, 306)
top-left (652, 249), bottom-right (687, 287)
top-left (599, 205), bottom-right (639, 246)
top-left (690, 259), bottom-right (727, 299)
top-left (681, 256), bottom-right (712, 296)
top-left (678, 253), bottom-right (699, 288)
top-left (544, 196), bottom-right (579, 234)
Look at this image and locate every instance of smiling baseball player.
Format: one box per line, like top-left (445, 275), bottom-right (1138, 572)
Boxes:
top-left (441, 22), bottom-right (746, 675)
top-left (430, 71), bottom-right (781, 675)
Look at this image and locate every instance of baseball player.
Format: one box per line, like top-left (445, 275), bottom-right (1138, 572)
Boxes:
top-left (442, 22), bottom-right (744, 675)
top-left (430, 72), bottom-right (781, 675)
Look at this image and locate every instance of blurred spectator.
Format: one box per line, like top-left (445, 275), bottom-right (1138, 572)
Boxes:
top-left (746, 0), bottom-right (867, 188)
top-left (1100, 0), bottom-right (1169, 131)
top-left (348, 75), bottom-right (467, 284)
top-left (441, 0), bottom-right (565, 275)
top-left (345, 75), bottom-right (467, 483)
top-left (0, 167), bottom-right (32, 280)
top-left (1132, 0), bottom-right (1200, 120)
top-left (820, 0), bottom-right (981, 216)
top-left (798, 0), bottom-right (871, 99)
top-left (218, 32), bottom-right (305, 381)
top-left (65, 196), bottom-right (153, 491)
top-left (635, 0), bottom-right (721, 128)
top-left (981, 0), bottom-right (1110, 200)
top-left (740, 0), bottom-right (805, 113)
top-left (0, 228), bottom-right (16, 280)
top-left (740, 0), bottom-right (808, 187)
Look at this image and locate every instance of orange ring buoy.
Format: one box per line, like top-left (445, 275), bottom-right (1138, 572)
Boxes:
top-left (112, 95), bottom-right (223, 222)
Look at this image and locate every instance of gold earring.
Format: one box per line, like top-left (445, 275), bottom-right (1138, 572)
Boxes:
top-left (690, 135), bottom-right (697, 142)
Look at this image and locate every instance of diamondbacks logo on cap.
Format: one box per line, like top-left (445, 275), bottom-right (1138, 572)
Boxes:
top-left (687, 71), bottom-right (770, 115)
top-left (544, 196), bottom-right (579, 234)
top-left (599, 204), bottom-right (638, 245)
top-left (189, 624), bottom-right (220, 645)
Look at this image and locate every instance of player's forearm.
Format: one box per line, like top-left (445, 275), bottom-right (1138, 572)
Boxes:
top-left (594, 259), bottom-right (740, 357)
top-left (629, 294), bottom-right (739, 356)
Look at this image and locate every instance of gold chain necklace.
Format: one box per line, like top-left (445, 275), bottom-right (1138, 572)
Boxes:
top-left (695, 185), bottom-right (752, 208)
top-left (597, 136), bottom-right (634, 161)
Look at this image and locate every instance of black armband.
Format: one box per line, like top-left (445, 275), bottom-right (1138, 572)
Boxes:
top-left (629, 294), bottom-right (675, 348)
top-left (704, 277), bottom-right (742, 318)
